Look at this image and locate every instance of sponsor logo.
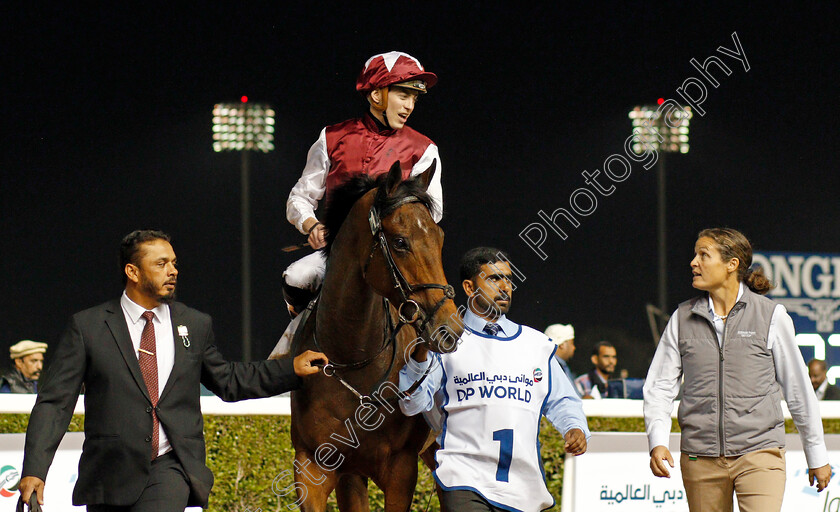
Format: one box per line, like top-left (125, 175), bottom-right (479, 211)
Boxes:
top-left (754, 252), bottom-right (840, 332)
top-left (755, 252), bottom-right (840, 384)
top-left (0, 464), bottom-right (20, 498)
top-left (534, 368), bottom-right (543, 382)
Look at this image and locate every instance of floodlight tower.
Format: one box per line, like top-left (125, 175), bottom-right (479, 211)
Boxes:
top-left (629, 101), bottom-right (692, 335)
top-left (212, 97), bottom-right (275, 360)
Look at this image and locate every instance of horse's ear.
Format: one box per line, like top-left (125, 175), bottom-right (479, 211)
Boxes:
top-left (415, 160), bottom-right (437, 191)
top-left (385, 160), bottom-right (404, 196)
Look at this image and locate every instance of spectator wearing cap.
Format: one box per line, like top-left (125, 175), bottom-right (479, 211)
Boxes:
top-left (0, 340), bottom-right (48, 393)
top-left (275, 51), bottom-right (443, 357)
top-left (545, 323), bottom-right (576, 383)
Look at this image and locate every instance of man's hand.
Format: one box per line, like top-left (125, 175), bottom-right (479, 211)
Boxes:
top-left (308, 224), bottom-right (327, 250)
top-left (563, 428), bottom-right (587, 456)
top-left (19, 476), bottom-right (45, 507)
top-left (302, 218), bottom-right (328, 250)
top-left (649, 445), bottom-right (674, 478)
top-left (809, 463), bottom-right (832, 492)
top-left (293, 350), bottom-right (328, 376)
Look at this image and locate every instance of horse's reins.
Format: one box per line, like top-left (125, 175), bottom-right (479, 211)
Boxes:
top-left (315, 196), bottom-right (455, 406)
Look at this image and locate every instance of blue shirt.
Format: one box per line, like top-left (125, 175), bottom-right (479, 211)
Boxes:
top-left (399, 310), bottom-right (590, 439)
top-left (557, 357), bottom-right (575, 384)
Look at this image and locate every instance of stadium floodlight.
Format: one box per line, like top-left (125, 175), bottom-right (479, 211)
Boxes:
top-left (629, 102), bottom-right (693, 336)
top-left (629, 104), bottom-right (692, 154)
top-left (212, 98), bottom-right (275, 361)
top-left (212, 101), bottom-right (275, 153)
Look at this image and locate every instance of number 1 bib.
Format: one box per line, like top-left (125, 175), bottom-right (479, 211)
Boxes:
top-left (435, 326), bottom-right (556, 511)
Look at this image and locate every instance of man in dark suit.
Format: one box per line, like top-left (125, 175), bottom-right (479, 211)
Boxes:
top-left (809, 358), bottom-right (840, 400)
top-left (19, 230), bottom-right (327, 511)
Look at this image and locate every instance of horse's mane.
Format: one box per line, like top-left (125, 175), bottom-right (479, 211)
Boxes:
top-left (322, 172), bottom-right (437, 255)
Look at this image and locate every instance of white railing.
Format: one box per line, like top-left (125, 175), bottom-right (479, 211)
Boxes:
top-left (4, 394), bottom-right (840, 419)
top-left (580, 398), bottom-right (840, 419)
top-left (0, 394), bottom-right (290, 415)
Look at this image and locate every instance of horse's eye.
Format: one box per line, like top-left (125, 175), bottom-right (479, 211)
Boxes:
top-left (392, 237), bottom-right (410, 252)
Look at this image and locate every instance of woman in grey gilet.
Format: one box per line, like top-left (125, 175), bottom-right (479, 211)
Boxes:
top-left (643, 227), bottom-right (831, 512)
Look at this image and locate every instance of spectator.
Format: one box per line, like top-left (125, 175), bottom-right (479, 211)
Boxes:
top-left (574, 341), bottom-right (617, 398)
top-left (0, 340), bottom-right (47, 393)
top-left (545, 323), bottom-right (576, 382)
top-left (808, 359), bottom-right (840, 400)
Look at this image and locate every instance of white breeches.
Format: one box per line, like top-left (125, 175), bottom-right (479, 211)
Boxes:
top-left (269, 314), bottom-right (303, 359)
top-left (283, 251), bottom-right (327, 291)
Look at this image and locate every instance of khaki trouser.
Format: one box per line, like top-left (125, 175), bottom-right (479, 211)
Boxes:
top-left (680, 448), bottom-right (786, 512)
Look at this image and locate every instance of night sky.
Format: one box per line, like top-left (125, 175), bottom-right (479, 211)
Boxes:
top-left (3, 4), bottom-right (839, 377)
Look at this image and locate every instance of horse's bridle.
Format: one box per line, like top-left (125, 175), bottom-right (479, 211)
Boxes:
top-left (363, 196), bottom-right (455, 332)
top-left (317, 196), bottom-right (455, 404)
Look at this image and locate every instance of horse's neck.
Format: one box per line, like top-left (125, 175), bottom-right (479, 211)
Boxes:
top-left (317, 248), bottom-right (386, 354)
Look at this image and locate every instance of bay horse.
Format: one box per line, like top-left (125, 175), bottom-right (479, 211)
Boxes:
top-left (288, 161), bottom-right (463, 511)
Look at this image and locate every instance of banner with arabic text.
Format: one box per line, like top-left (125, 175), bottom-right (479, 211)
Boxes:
top-left (562, 432), bottom-right (840, 511)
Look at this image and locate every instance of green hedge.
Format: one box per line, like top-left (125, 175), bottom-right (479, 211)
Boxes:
top-left (2, 415), bottom-right (836, 511)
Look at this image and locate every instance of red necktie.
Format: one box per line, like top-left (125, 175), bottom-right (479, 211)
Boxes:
top-left (139, 311), bottom-right (159, 460)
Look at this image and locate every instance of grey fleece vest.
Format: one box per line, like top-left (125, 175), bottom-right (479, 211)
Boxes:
top-left (677, 287), bottom-right (784, 457)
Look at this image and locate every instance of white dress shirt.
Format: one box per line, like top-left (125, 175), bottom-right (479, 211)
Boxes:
top-left (120, 292), bottom-right (175, 456)
top-left (644, 284), bottom-right (829, 468)
top-left (816, 379), bottom-right (829, 400)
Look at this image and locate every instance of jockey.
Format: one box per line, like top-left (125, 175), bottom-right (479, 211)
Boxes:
top-left (271, 51), bottom-right (443, 357)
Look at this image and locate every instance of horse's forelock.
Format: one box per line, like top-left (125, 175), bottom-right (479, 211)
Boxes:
top-left (323, 172), bottom-right (436, 254)
top-left (374, 173), bottom-right (436, 220)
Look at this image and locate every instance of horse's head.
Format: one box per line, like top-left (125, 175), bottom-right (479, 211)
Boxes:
top-left (355, 161), bottom-right (463, 354)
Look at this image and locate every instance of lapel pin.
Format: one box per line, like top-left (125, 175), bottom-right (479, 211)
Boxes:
top-left (177, 325), bottom-right (191, 348)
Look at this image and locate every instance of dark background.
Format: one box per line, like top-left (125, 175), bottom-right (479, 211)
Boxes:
top-left (2, 4), bottom-right (838, 378)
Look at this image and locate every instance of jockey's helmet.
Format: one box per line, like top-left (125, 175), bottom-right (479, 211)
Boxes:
top-left (356, 51), bottom-right (437, 112)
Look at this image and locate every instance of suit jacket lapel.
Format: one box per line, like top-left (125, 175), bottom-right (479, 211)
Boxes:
top-left (104, 299), bottom-right (152, 403)
top-left (159, 302), bottom-right (188, 403)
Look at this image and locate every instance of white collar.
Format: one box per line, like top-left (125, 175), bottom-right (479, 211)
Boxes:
top-left (707, 282), bottom-right (745, 319)
top-left (462, 309), bottom-right (516, 336)
top-left (120, 291), bottom-right (169, 325)
top-left (817, 379), bottom-right (829, 397)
